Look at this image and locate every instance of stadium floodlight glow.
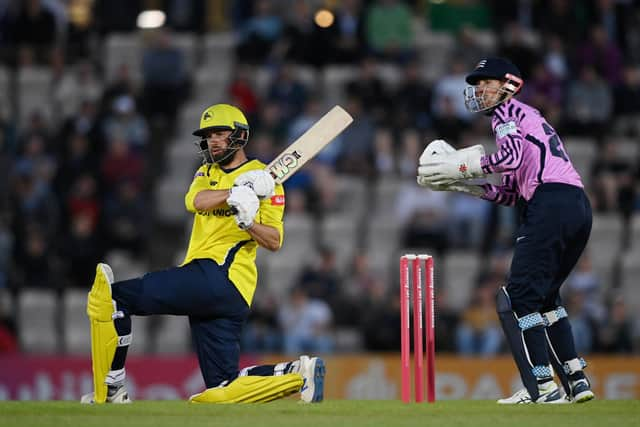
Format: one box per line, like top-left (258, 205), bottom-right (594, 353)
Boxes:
top-left (137, 10), bottom-right (166, 29)
top-left (314, 9), bottom-right (334, 28)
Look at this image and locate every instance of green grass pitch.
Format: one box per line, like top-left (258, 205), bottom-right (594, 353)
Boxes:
top-left (1, 400), bottom-right (639, 427)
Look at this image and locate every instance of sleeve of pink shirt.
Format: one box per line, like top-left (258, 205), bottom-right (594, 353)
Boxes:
top-left (480, 133), bottom-right (524, 174)
top-left (480, 172), bottom-right (519, 206)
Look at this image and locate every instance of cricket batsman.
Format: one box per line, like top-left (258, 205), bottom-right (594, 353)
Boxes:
top-left (417, 58), bottom-right (595, 404)
top-left (81, 104), bottom-right (325, 404)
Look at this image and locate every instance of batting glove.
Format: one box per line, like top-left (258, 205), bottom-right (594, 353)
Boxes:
top-left (233, 170), bottom-right (275, 199)
top-left (227, 185), bottom-right (260, 230)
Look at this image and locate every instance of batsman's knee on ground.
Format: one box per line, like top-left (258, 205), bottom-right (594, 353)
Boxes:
top-left (189, 374), bottom-right (304, 404)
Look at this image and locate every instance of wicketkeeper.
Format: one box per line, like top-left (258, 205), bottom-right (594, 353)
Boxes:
top-left (82, 104), bottom-right (325, 404)
top-left (417, 57), bottom-right (594, 404)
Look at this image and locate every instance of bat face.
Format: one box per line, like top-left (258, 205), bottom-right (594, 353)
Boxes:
top-left (266, 106), bottom-right (353, 184)
top-left (268, 150), bottom-right (302, 181)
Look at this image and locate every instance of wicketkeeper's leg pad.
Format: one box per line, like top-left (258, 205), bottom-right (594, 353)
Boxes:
top-left (496, 286), bottom-right (545, 400)
top-left (542, 306), bottom-right (573, 396)
top-left (87, 263), bottom-right (120, 404)
top-left (189, 374), bottom-right (304, 404)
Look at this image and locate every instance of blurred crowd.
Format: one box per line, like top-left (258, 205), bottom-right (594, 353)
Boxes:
top-left (1, 0), bottom-right (640, 356)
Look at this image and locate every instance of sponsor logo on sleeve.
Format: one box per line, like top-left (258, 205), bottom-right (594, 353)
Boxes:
top-left (193, 171), bottom-right (205, 178)
top-left (271, 195), bottom-right (285, 206)
top-left (495, 121), bottom-right (518, 138)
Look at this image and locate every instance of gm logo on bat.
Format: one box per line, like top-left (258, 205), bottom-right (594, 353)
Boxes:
top-left (268, 150), bottom-right (302, 180)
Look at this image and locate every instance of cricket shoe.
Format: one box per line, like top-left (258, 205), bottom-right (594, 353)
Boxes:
top-left (569, 379), bottom-right (595, 403)
top-left (497, 382), bottom-right (565, 404)
top-left (80, 385), bottom-right (131, 404)
top-left (298, 355), bottom-right (325, 403)
top-left (497, 388), bottom-right (533, 404)
top-left (535, 381), bottom-right (566, 404)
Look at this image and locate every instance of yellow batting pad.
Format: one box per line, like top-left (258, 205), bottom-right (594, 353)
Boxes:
top-left (87, 263), bottom-right (115, 321)
top-left (189, 374), bottom-right (303, 404)
top-left (87, 263), bottom-right (118, 404)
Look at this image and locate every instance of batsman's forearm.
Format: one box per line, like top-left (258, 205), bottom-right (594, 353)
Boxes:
top-left (193, 189), bottom-right (230, 211)
top-left (247, 222), bottom-right (281, 251)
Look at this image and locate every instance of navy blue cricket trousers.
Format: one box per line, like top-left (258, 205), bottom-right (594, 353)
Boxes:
top-left (111, 259), bottom-right (250, 388)
top-left (507, 183), bottom-right (592, 316)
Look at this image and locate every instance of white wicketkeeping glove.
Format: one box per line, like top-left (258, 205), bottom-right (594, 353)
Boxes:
top-left (417, 144), bottom-right (486, 186)
top-left (418, 180), bottom-right (486, 197)
top-left (419, 139), bottom-right (456, 164)
top-left (234, 170), bottom-right (275, 199)
top-left (227, 185), bottom-right (260, 230)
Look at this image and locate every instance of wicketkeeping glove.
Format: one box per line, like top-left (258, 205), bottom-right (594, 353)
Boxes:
top-left (417, 144), bottom-right (485, 186)
top-left (233, 170), bottom-right (275, 199)
top-left (419, 139), bottom-right (456, 163)
top-left (227, 185), bottom-right (260, 230)
top-left (418, 180), bottom-right (486, 197)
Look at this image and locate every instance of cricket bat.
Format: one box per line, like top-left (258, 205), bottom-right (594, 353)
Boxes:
top-left (266, 105), bottom-right (353, 183)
